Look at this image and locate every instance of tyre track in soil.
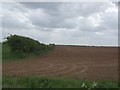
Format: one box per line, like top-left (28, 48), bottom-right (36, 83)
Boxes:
top-left (3, 45), bottom-right (118, 81)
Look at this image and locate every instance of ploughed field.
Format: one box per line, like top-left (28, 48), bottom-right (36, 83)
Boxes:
top-left (3, 45), bottom-right (118, 81)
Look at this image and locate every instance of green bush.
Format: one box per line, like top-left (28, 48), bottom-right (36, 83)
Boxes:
top-left (4, 35), bottom-right (39, 53)
top-left (3, 34), bottom-right (55, 60)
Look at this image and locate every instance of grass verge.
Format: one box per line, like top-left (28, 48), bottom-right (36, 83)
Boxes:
top-left (2, 75), bottom-right (118, 88)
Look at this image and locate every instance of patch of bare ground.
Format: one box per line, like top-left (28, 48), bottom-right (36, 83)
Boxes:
top-left (3, 46), bottom-right (118, 81)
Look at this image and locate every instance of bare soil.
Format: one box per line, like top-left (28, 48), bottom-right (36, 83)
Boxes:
top-left (3, 46), bottom-right (118, 81)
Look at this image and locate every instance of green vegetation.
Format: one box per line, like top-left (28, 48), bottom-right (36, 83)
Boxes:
top-left (2, 34), bottom-right (55, 61)
top-left (2, 43), bottom-right (36, 61)
top-left (2, 75), bottom-right (118, 88)
top-left (0, 43), bottom-right (1, 88)
top-left (0, 42), bottom-right (1, 61)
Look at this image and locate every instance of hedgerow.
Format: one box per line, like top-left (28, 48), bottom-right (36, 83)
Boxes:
top-left (3, 34), bottom-right (55, 56)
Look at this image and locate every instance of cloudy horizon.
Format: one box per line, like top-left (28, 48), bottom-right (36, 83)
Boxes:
top-left (1, 2), bottom-right (118, 46)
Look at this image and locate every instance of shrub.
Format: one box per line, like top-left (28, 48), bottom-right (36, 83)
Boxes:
top-left (3, 34), bottom-right (55, 55)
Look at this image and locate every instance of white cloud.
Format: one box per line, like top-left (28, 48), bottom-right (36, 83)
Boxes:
top-left (1, 2), bottom-right (118, 46)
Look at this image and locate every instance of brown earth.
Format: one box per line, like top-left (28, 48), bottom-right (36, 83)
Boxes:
top-left (3, 45), bottom-right (118, 81)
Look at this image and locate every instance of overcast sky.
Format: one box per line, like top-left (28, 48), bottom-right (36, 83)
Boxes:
top-left (1, 2), bottom-right (118, 46)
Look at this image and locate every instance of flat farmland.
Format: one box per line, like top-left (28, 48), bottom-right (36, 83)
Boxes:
top-left (3, 45), bottom-right (118, 81)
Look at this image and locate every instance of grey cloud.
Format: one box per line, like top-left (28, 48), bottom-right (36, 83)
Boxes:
top-left (21, 2), bottom-right (114, 17)
top-left (28, 10), bottom-right (77, 29)
top-left (21, 2), bottom-right (78, 29)
top-left (2, 16), bottom-right (26, 28)
top-left (20, 2), bottom-right (61, 16)
top-left (2, 2), bottom-right (31, 29)
top-left (21, 2), bottom-right (118, 30)
top-left (20, 2), bottom-right (60, 9)
top-left (58, 2), bottom-right (115, 17)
